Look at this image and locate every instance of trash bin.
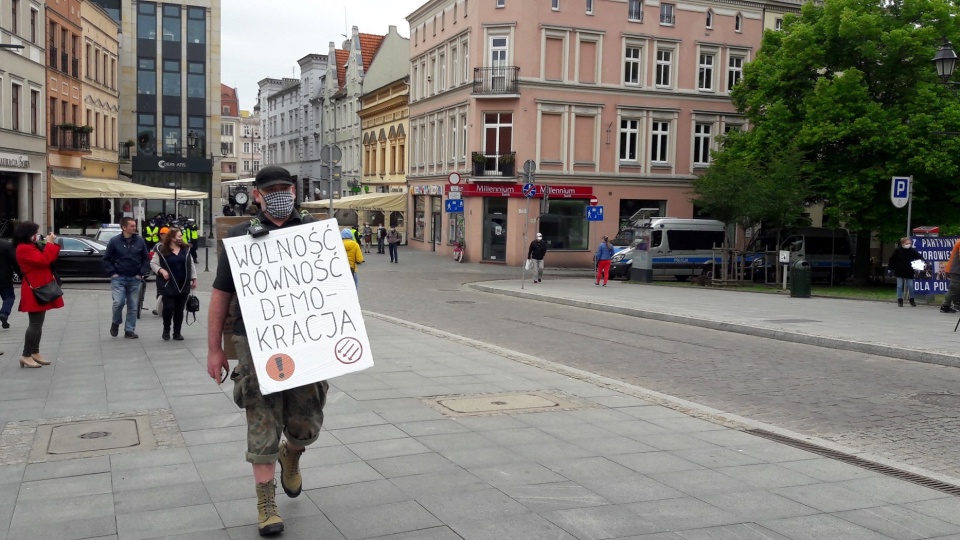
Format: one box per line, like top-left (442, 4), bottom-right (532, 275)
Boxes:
top-left (790, 260), bottom-right (811, 298)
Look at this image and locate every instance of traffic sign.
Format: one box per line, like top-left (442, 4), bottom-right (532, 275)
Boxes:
top-left (586, 205), bottom-right (604, 221)
top-left (589, 196), bottom-right (599, 206)
top-left (320, 144), bottom-right (342, 164)
top-left (522, 183), bottom-right (536, 198)
top-left (445, 199), bottom-right (464, 213)
top-left (523, 159), bottom-right (536, 175)
top-left (448, 172), bottom-right (461, 185)
top-left (891, 176), bottom-right (910, 209)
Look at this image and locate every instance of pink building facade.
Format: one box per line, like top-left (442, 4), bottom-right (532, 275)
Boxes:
top-left (406, 0), bottom-right (788, 267)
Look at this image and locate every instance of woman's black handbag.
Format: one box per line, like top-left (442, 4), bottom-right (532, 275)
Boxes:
top-left (185, 294), bottom-right (200, 325)
top-left (25, 275), bottom-right (63, 305)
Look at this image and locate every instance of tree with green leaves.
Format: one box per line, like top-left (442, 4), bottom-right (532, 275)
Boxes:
top-left (705, 0), bottom-right (960, 282)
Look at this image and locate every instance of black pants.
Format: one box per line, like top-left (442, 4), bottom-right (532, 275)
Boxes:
top-left (945, 279), bottom-right (960, 308)
top-left (389, 243), bottom-right (398, 262)
top-left (162, 291), bottom-right (189, 334)
top-left (23, 311), bottom-right (45, 357)
top-left (377, 238), bottom-right (385, 253)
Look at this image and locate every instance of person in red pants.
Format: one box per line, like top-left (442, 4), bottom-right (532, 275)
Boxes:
top-left (595, 235), bottom-right (615, 286)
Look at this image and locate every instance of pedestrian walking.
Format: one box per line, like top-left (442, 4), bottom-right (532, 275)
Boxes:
top-left (342, 229), bottom-right (364, 288)
top-left (941, 238), bottom-right (960, 313)
top-left (361, 223), bottom-right (373, 254)
top-left (150, 227), bottom-right (197, 340)
top-left (14, 223), bottom-right (62, 368)
top-left (0, 239), bottom-right (20, 330)
top-left (184, 218), bottom-right (200, 263)
top-left (888, 236), bottom-right (923, 307)
top-left (103, 217), bottom-right (150, 338)
top-left (595, 235), bottom-right (615, 287)
top-left (527, 232), bottom-right (548, 283)
top-left (206, 165), bottom-right (329, 536)
top-left (387, 226), bottom-right (401, 263)
top-left (377, 224), bottom-right (387, 254)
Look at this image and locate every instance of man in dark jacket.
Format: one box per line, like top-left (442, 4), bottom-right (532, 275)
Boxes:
top-left (527, 232), bottom-right (548, 283)
top-left (0, 240), bottom-right (21, 329)
top-left (103, 217), bottom-right (150, 338)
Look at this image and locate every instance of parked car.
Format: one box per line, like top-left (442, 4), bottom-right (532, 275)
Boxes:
top-left (744, 228), bottom-right (852, 284)
top-left (11, 235), bottom-right (152, 282)
top-left (93, 223), bottom-right (122, 244)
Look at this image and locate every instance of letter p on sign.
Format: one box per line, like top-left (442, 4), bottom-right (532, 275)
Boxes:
top-left (891, 176), bottom-right (910, 209)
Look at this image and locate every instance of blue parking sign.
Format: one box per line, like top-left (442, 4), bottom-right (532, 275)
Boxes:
top-left (586, 205), bottom-right (604, 221)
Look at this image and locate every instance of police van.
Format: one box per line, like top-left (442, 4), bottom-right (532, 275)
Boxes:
top-left (610, 218), bottom-right (726, 281)
top-left (745, 227), bottom-right (853, 284)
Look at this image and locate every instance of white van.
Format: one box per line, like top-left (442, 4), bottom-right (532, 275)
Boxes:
top-left (610, 218), bottom-right (726, 281)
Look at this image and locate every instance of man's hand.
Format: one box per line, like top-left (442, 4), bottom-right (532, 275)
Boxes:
top-left (191, 278), bottom-right (198, 289)
top-left (208, 349), bottom-right (229, 383)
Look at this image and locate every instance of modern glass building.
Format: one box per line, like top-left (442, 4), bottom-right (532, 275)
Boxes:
top-left (90, 0), bottom-right (221, 231)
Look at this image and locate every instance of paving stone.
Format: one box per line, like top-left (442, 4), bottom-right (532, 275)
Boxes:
top-left (772, 483), bottom-right (885, 513)
top-left (196, 457), bottom-right (261, 483)
top-left (112, 462), bottom-right (201, 492)
top-left (469, 461), bottom-right (568, 487)
top-left (389, 468), bottom-right (489, 498)
top-left (306, 479), bottom-right (410, 512)
top-left (214, 494), bottom-right (321, 528)
top-left (544, 504), bottom-right (664, 539)
top-left (697, 489), bottom-right (819, 521)
top-left (366, 452), bottom-right (461, 479)
top-left (760, 514), bottom-right (894, 540)
top-left (627, 497), bottom-right (744, 532)
top-left (174, 413), bottom-right (245, 432)
top-left (180, 425), bottom-right (247, 446)
top-left (714, 463), bottom-right (821, 490)
top-left (23, 455), bottom-right (111, 481)
top-left (609, 451), bottom-right (704, 475)
top-left (417, 432), bottom-right (500, 453)
top-left (834, 506), bottom-right (960, 540)
top-left (416, 487), bottom-right (530, 524)
top-left (510, 440), bottom-right (597, 461)
top-left (649, 469), bottom-right (754, 497)
top-left (450, 512), bottom-right (579, 540)
top-left (6, 515), bottom-right (118, 540)
top-left (353, 526), bottom-right (461, 540)
top-left (838, 476), bottom-right (948, 505)
top-left (778, 458), bottom-right (880, 483)
top-left (393, 419), bottom-right (472, 437)
top-left (109, 448), bottom-right (194, 471)
top-left (10, 492), bottom-right (114, 523)
top-left (299, 460), bottom-right (383, 490)
top-left (673, 523), bottom-right (790, 539)
top-left (113, 481), bottom-right (211, 515)
top-left (116, 503), bottom-right (224, 540)
top-left (478, 427), bottom-right (563, 447)
top-left (452, 415), bottom-right (530, 432)
top-left (330, 424), bottom-right (411, 445)
top-left (347, 437), bottom-right (432, 461)
top-left (576, 473), bottom-right (686, 505)
top-left (904, 498), bottom-right (960, 526)
top-left (673, 447), bottom-right (766, 469)
top-left (17, 471), bottom-right (113, 501)
top-left (324, 499), bottom-right (442, 540)
top-left (499, 481), bottom-right (610, 512)
top-left (202, 476), bottom-right (254, 503)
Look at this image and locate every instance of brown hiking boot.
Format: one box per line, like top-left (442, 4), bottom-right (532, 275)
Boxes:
top-left (278, 441), bottom-right (303, 498)
top-left (255, 479), bottom-right (283, 536)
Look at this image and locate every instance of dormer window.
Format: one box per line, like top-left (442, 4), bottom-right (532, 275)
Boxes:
top-left (706, 10), bottom-right (713, 29)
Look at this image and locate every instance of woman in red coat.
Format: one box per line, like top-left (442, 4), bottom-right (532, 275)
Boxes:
top-left (14, 222), bottom-right (62, 368)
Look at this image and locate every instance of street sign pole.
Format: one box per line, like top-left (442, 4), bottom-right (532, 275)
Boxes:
top-left (907, 175), bottom-right (914, 238)
top-left (321, 145), bottom-right (343, 219)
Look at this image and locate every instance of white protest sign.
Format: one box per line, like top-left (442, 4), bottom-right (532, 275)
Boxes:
top-left (222, 218), bottom-right (373, 395)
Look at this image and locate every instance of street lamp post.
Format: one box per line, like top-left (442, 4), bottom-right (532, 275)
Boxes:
top-left (167, 182), bottom-right (180, 218)
top-left (934, 39), bottom-right (959, 84)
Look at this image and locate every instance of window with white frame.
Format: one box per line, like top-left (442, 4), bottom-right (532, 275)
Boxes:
top-left (775, 18), bottom-right (783, 30)
top-left (437, 118), bottom-right (445, 164)
top-left (496, 0), bottom-right (504, 7)
top-left (706, 10), bottom-right (713, 28)
top-left (552, 0), bottom-right (560, 10)
top-left (243, 160), bottom-right (250, 171)
top-left (655, 49), bottom-right (672, 87)
top-left (586, 0), bottom-right (594, 14)
top-left (660, 3), bottom-right (675, 25)
top-left (624, 45), bottom-right (642, 86)
top-left (452, 46), bottom-right (459, 86)
top-left (420, 121), bottom-right (427, 165)
top-left (693, 123), bottom-right (712, 165)
top-left (735, 13), bottom-right (743, 32)
top-left (243, 142), bottom-right (250, 153)
top-left (698, 52), bottom-right (715, 91)
top-left (650, 121), bottom-right (669, 164)
top-left (450, 116), bottom-right (458, 161)
top-left (463, 42), bottom-right (470, 84)
top-left (429, 56), bottom-right (436, 95)
top-left (411, 126), bottom-right (418, 168)
top-left (461, 113), bottom-right (468, 160)
top-left (412, 63), bottom-right (419, 100)
top-left (619, 119), bottom-right (639, 162)
top-left (728, 55), bottom-right (744, 89)
top-left (628, 0), bottom-right (642, 21)
top-left (439, 52), bottom-right (446, 91)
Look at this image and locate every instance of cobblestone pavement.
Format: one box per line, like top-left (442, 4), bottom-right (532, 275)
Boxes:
top-left (357, 250), bottom-right (960, 481)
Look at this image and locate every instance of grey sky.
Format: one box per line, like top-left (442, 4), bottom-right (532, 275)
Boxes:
top-left (221, 0), bottom-right (423, 110)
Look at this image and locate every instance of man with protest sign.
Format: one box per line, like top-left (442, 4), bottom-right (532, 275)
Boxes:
top-left (207, 165), bottom-right (328, 536)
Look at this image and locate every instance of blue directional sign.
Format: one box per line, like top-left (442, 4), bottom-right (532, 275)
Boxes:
top-left (445, 199), bottom-right (464, 213)
top-left (586, 205), bottom-right (604, 221)
top-left (522, 183), bottom-right (536, 198)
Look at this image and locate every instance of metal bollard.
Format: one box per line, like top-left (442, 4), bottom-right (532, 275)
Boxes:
top-left (204, 246), bottom-right (210, 272)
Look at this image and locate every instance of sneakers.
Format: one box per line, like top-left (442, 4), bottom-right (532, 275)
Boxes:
top-left (909, 298), bottom-right (917, 307)
top-left (941, 305), bottom-right (957, 313)
top-left (897, 298), bottom-right (903, 307)
top-left (124, 331), bottom-right (139, 339)
top-left (255, 479), bottom-right (284, 536)
top-left (110, 323), bottom-right (119, 337)
top-left (0, 315), bottom-right (8, 329)
top-left (278, 441), bottom-right (303, 498)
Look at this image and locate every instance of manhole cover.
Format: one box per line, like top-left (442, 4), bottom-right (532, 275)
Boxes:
top-left (446, 300), bottom-right (476, 304)
top-left (763, 319), bottom-right (822, 324)
top-left (423, 392), bottom-right (589, 417)
top-left (915, 393), bottom-right (960, 408)
top-left (42, 418), bottom-right (150, 456)
top-left (79, 431), bottom-right (110, 439)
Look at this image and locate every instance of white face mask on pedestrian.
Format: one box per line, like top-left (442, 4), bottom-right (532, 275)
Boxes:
top-left (902, 242), bottom-right (911, 249)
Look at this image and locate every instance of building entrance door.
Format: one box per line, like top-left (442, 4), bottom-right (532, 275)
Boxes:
top-left (482, 198), bottom-right (508, 261)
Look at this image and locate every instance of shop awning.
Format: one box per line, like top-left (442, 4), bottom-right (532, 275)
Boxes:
top-left (221, 178), bottom-right (255, 185)
top-left (301, 192), bottom-right (407, 213)
top-left (51, 175), bottom-right (208, 200)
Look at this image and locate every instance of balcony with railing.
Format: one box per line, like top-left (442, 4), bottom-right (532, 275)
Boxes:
top-left (119, 144), bottom-right (131, 161)
top-left (473, 67), bottom-right (520, 97)
top-left (48, 46), bottom-right (58, 69)
top-left (470, 151), bottom-right (516, 179)
top-left (50, 125), bottom-right (91, 153)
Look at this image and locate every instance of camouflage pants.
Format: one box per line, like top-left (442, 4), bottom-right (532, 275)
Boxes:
top-left (231, 336), bottom-right (329, 464)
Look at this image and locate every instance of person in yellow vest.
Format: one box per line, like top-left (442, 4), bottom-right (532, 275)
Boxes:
top-left (184, 218), bottom-right (200, 263)
top-left (144, 216), bottom-right (161, 248)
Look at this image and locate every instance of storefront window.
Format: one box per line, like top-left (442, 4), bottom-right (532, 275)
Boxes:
top-left (448, 213), bottom-right (464, 245)
top-left (540, 199), bottom-right (589, 250)
top-left (413, 196), bottom-right (425, 240)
